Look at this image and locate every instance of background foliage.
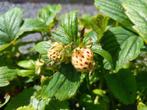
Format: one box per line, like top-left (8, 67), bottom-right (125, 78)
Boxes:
top-left (0, 0), bottom-right (147, 110)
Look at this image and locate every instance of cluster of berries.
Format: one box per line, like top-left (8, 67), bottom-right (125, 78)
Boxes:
top-left (47, 42), bottom-right (94, 72)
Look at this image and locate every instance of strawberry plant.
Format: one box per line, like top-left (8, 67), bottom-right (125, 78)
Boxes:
top-left (0, 0), bottom-right (147, 110)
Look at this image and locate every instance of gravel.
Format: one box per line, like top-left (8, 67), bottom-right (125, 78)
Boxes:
top-left (0, 1), bottom-right (97, 17)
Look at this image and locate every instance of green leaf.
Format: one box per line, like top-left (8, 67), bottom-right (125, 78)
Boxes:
top-left (93, 89), bottom-right (106, 96)
top-left (5, 88), bottom-right (35, 110)
top-left (17, 60), bottom-right (35, 69)
top-left (80, 93), bottom-right (109, 110)
top-left (116, 36), bottom-right (143, 71)
top-left (16, 106), bottom-right (34, 110)
top-left (45, 99), bottom-right (69, 110)
top-left (30, 97), bottom-right (50, 110)
top-left (51, 27), bottom-right (71, 44)
top-left (122, 0), bottom-right (147, 43)
top-left (18, 5), bottom-right (61, 37)
top-left (18, 19), bottom-right (48, 36)
top-left (38, 64), bottom-right (84, 101)
top-left (17, 70), bottom-right (35, 77)
top-left (138, 102), bottom-right (147, 110)
top-left (83, 31), bottom-right (98, 45)
top-left (81, 14), bottom-right (109, 41)
top-left (95, 0), bottom-right (132, 29)
top-left (52, 11), bottom-right (78, 44)
top-left (92, 44), bottom-right (113, 69)
top-left (0, 8), bottom-right (23, 51)
top-left (38, 5), bottom-right (61, 26)
top-left (17, 60), bottom-right (35, 77)
top-left (30, 98), bottom-right (69, 110)
top-left (0, 43), bottom-right (12, 52)
top-left (92, 14), bottom-right (109, 40)
top-left (0, 66), bottom-right (17, 87)
top-left (34, 41), bottom-right (52, 55)
top-left (102, 27), bottom-right (144, 71)
top-left (136, 71), bottom-right (147, 91)
top-left (105, 69), bottom-right (137, 104)
top-left (80, 14), bottom-right (93, 29)
top-left (0, 7), bottom-right (23, 45)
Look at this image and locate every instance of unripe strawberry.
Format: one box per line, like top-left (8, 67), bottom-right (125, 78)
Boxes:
top-left (47, 42), bottom-right (64, 65)
top-left (71, 47), bottom-right (94, 72)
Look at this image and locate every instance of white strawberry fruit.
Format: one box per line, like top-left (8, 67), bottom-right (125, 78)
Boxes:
top-left (71, 47), bottom-right (94, 72)
top-left (47, 42), bottom-right (64, 65)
